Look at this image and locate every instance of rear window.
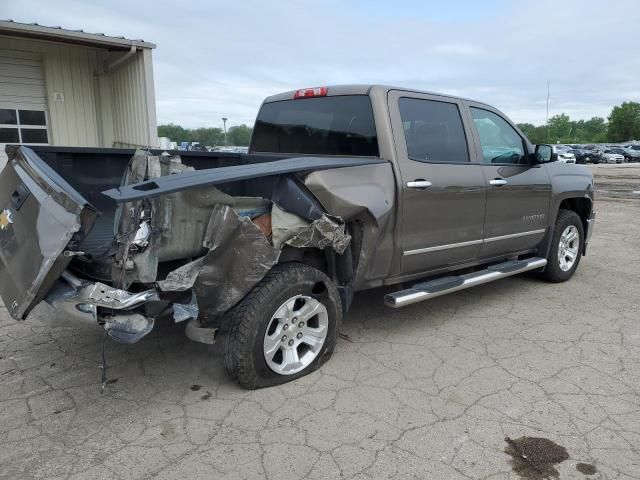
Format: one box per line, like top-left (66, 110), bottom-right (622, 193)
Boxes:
top-left (250, 95), bottom-right (379, 156)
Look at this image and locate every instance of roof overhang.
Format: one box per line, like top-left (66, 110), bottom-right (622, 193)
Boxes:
top-left (0, 19), bottom-right (155, 51)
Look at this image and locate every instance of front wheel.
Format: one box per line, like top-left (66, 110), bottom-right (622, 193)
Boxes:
top-left (542, 209), bottom-right (584, 283)
top-left (224, 263), bottom-right (341, 389)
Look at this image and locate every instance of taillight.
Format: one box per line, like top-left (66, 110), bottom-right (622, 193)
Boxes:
top-left (293, 87), bottom-right (328, 99)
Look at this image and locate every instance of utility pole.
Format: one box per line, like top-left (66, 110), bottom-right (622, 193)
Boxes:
top-left (545, 81), bottom-right (550, 142)
top-left (222, 117), bottom-right (228, 146)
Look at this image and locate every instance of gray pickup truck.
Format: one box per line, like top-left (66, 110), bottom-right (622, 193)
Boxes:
top-left (0, 85), bottom-right (595, 388)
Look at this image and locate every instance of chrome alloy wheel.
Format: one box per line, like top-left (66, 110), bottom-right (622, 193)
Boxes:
top-left (558, 225), bottom-right (580, 271)
top-left (263, 295), bottom-right (329, 375)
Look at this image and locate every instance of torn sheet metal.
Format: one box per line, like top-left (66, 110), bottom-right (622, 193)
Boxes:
top-left (158, 204), bottom-right (280, 317)
top-left (157, 257), bottom-right (205, 292)
top-left (113, 150), bottom-right (162, 288)
top-left (102, 156), bottom-right (387, 203)
top-left (172, 292), bottom-right (199, 323)
top-left (271, 203), bottom-right (351, 254)
top-left (194, 204), bottom-right (280, 316)
top-left (104, 313), bottom-right (154, 344)
top-left (286, 214), bottom-right (351, 254)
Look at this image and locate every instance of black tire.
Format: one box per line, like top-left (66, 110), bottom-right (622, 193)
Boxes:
top-left (542, 209), bottom-right (584, 283)
top-left (224, 263), bottom-right (341, 389)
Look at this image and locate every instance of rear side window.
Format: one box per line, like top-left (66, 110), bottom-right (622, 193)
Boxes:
top-left (251, 95), bottom-right (379, 156)
top-left (398, 97), bottom-right (470, 163)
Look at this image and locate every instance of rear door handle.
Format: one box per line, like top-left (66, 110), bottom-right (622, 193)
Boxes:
top-left (406, 180), bottom-right (432, 189)
top-left (489, 178), bottom-right (508, 186)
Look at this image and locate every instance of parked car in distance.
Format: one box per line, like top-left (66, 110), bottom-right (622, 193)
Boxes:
top-left (609, 147), bottom-right (640, 162)
top-left (567, 147), bottom-right (591, 164)
top-left (601, 149), bottom-right (625, 163)
top-left (553, 146), bottom-right (576, 164)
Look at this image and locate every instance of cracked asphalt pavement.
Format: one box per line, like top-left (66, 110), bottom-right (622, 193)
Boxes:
top-left (1, 166), bottom-right (639, 479)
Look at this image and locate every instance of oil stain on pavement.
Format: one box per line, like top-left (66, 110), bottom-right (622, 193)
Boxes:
top-left (576, 463), bottom-right (597, 475)
top-left (504, 436), bottom-right (569, 479)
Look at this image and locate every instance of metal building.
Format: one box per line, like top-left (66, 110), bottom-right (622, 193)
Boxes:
top-left (0, 20), bottom-right (158, 167)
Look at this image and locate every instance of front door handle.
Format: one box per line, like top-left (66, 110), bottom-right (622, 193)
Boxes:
top-left (406, 179), bottom-right (433, 189)
top-left (489, 178), bottom-right (508, 186)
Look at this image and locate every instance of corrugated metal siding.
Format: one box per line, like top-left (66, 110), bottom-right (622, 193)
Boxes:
top-left (0, 50), bottom-right (46, 108)
top-left (0, 35), bottom-right (100, 146)
top-left (109, 52), bottom-right (157, 148)
top-left (0, 34), bottom-right (157, 151)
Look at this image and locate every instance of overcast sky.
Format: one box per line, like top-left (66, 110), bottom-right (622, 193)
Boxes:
top-left (4, 0), bottom-right (639, 129)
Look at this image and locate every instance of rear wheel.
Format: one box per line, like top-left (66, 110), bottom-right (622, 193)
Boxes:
top-left (224, 263), bottom-right (341, 389)
top-left (542, 209), bottom-right (584, 283)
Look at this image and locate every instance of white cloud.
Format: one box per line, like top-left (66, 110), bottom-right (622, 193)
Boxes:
top-left (3, 0), bottom-right (639, 127)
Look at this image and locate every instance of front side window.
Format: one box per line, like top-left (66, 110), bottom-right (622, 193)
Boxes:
top-left (398, 97), bottom-right (470, 163)
top-left (0, 108), bottom-right (49, 145)
top-left (470, 107), bottom-right (526, 164)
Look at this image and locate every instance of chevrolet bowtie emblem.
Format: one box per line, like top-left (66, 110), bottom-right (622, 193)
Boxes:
top-left (0, 208), bottom-right (14, 230)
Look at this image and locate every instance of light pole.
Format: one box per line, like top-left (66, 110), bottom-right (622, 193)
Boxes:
top-left (222, 117), bottom-right (228, 146)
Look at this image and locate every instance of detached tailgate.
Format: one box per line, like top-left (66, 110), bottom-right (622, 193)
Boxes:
top-left (0, 146), bottom-right (96, 319)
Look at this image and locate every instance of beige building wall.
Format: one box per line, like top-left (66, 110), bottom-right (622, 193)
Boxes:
top-left (0, 34), bottom-right (157, 156)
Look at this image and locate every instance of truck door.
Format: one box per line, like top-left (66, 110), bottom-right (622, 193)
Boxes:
top-left (388, 91), bottom-right (486, 275)
top-left (464, 104), bottom-right (551, 258)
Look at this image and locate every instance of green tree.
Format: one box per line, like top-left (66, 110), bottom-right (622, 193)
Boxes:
top-left (190, 127), bottom-right (225, 146)
top-left (574, 117), bottom-right (607, 143)
top-left (227, 124), bottom-right (253, 146)
top-left (517, 123), bottom-right (548, 144)
top-left (607, 102), bottom-right (640, 142)
top-left (547, 114), bottom-right (573, 143)
top-left (158, 123), bottom-right (189, 142)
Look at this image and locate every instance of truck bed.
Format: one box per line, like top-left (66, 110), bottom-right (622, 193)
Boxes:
top-left (28, 146), bottom-right (291, 257)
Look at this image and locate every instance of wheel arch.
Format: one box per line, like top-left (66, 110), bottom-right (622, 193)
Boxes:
top-left (276, 219), bottom-right (364, 313)
top-left (538, 195), bottom-right (593, 259)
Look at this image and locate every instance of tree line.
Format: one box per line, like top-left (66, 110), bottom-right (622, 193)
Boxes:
top-left (157, 123), bottom-right (253, 147)
top-left (517, 101), bottom-right (640, 145)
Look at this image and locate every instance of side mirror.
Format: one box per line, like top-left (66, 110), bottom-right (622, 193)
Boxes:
top-left (535, 144), bottom-right (557, 163)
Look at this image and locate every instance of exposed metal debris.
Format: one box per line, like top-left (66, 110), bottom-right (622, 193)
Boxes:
top-left (103, 312), bottom-right (154, 343)
top-left (157, 258), bottom-right (205, 292)
top-left (172, 292), bottom-right (199, 323)
top-left (193, 204), bottom-right (281, 317)
top-left (285, 213), bottom-right (351, 254)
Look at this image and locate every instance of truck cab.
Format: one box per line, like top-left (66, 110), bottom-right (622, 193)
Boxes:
top-left (250, 85), bottom-right (594, 288)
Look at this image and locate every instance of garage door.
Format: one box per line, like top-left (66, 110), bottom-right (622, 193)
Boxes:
top-left (0, 50), bottom-right (49, 169)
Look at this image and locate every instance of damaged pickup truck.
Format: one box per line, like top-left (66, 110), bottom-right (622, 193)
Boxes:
top-left (0, 85), bottom-right (595, 388)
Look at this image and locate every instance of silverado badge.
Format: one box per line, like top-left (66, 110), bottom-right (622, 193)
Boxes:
top-left (0, 208), bottom-right (14, 230)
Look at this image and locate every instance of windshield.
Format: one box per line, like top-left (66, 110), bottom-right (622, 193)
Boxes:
top-left (251, 95), bottom-right (379, 156)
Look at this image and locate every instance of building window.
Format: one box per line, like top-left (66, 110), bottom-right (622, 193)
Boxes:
top-left (0, 108), bottom-right (49, 144)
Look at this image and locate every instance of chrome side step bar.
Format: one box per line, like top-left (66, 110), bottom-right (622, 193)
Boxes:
top-left (384, 257), bottom-right (547, 308)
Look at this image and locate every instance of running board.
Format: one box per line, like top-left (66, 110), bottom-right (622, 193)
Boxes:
top-left (384, 257), bottom-right (547, 308)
